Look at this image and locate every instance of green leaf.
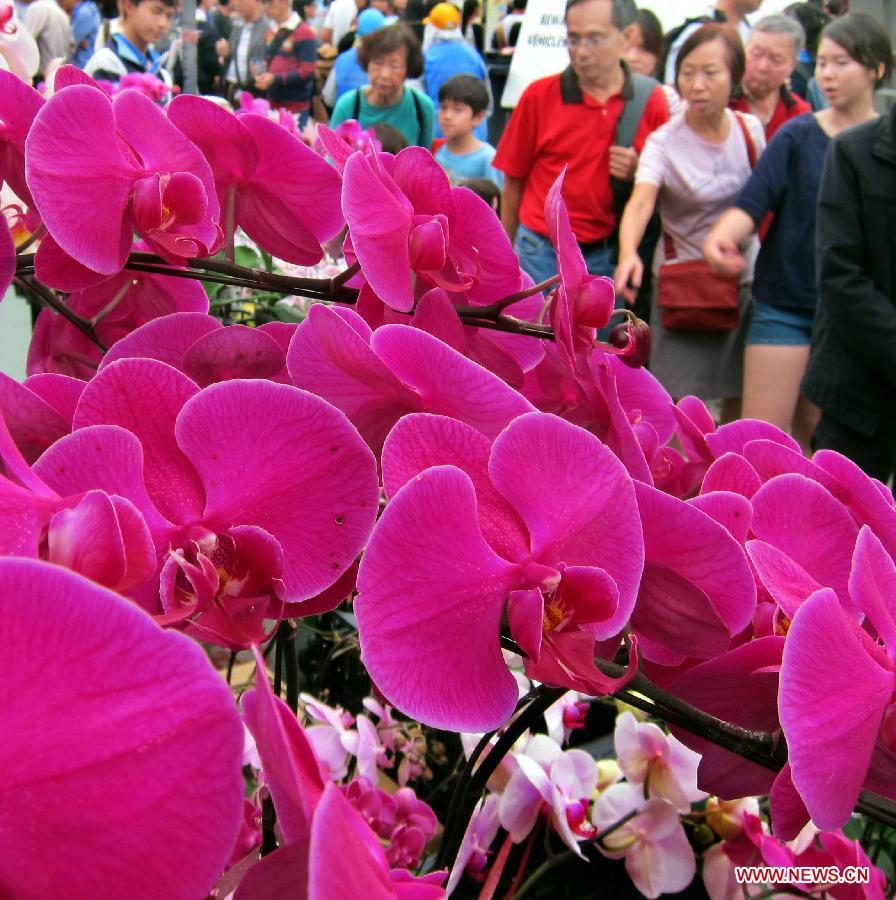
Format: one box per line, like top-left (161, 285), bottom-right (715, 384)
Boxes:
top-left (234, 245), bottom-right (262, 270)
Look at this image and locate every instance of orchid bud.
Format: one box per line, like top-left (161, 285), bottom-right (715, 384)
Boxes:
top-left (607, 318), bottom-right (652, 369)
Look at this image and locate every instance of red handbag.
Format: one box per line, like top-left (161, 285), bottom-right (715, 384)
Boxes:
top-left (657, 113), bottom-right (758, 332)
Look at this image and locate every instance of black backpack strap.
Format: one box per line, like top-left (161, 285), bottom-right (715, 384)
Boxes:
top-left (411, 88), bottom-right (423, 142)
top-left (352, 88), bottom-right (361, 119)
top-left (614, 72), bottom-right (657, 149)
top-left (610, 72), bottom-right (658, 218)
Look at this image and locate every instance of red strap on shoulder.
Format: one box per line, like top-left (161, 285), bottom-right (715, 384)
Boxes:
top-left (733, 112), bottom-right (758, 170)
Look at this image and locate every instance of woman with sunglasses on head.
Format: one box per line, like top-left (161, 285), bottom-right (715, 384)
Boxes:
top-left (703, 12), bottom-right (892, 453)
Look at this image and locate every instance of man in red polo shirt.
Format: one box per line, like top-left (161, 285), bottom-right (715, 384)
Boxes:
top-left (730, 15), bottom-right (811, 140)
top-left (493, 0), bottom-right (668, 287)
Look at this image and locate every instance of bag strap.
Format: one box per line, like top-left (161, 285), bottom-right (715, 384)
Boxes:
top-left (352, 88), bottom-right (361, 119)
top-left (663, 112), bottom-right (758, 262)
top-left (614, 72), bottom-right (656, 149)
top-left (733, 111), bottom-right (758, 170)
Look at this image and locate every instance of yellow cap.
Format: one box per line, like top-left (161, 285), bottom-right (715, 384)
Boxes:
top-left (423, 2), bottom-right (461, 29)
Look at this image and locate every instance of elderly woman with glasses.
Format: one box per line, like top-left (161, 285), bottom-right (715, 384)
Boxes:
top-left (329, 22), bottom-right (435, 148)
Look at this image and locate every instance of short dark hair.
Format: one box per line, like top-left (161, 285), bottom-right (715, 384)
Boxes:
top-left (357, 23), bottom-right (424, 78)
top-left (675, 22), bottom-right (746, 94)
top-left (631, 8), bottom-right (663, 59)
top-left (438, 73), bottom-right (489, 114)
top-left (565, 0), bottom-right (636, 31)
top-left (372, 122), bottom-right (409, 153)
top-left (822, 12), bottom-right (893, 87)
top-left (461, 178), bottom-right (501, 214)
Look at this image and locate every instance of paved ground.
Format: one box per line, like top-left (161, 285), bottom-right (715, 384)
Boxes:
top-left (0, 288), bottom-right (31, 380)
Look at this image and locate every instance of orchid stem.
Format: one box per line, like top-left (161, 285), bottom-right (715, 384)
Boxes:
top-left (12, 276), bottom-right (108, 353)
top-left (435, 687), bottom-right (566, 873)
top-left (14, 223), bottom-right (46, 255)
top-left (224, 187), bottom-right (236, 263)
top-left (330, 260), bottom-right (361, 291)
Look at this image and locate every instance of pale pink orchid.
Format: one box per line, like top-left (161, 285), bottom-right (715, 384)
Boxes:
top-left (0, 2), bottom-right (39, 81)
top-left (26, 85), bottom-right (222, 287)
top-left (544, 691), bottom-right (590, 746)
top-left (168, 94), bottom-right (344, 264)
top-left (592, 782), bottom-right (696, 899)
top-left (0, 558), bottom-right (245, 899)
top-left (27, 266), bottom-right (209, 378)
top-left (499, 733), bottom-right (600, 855)
top-left (356, 411), bottom-right (644, 731)
top-left (341, 145), bottom-right (523, 312)
top-left (31, 359), bottom-right (379, 646)
top-left (445, 794), bottom-right (501, 894)
top-left (287, 304), bottom-right (536, 454)
top-left (613, 711), bottom-right (707, 812)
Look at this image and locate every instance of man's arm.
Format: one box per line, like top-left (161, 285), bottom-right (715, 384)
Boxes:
top-left (817, 136), bottom-right (896, 391)
top-left (501, 175), bottom-right (524, 244)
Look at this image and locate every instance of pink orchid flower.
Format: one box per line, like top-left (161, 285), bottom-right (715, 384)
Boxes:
top-left (592, 782), bottom-right (696, 899)
top-left (0, 558), bottom-right (245, 899)
top-left (499, 733), bottom-right (599, 854)
top-left (613, 711), bottom-right (707, 812)
top-left (287, 304), bottom-right (536, 454)
top-left (27, 266), bottom-right (209, 378)
top-left (237, 648), bottom-right (445, 899)
top-left (0, 370), bottom-right (82, 463)
top-left (99, 310), bottom-right (292, 386)
top-left (356, 411), bottom-right (644, 731)
top-left (628, 481), bottom-right (756, 665)
top-left (32, 359), bottom-right (379, 647)
top-left (26, 85), bottom-right (222, 286)
top-left (779, 527), bottom-right (896, 833)
top-left (0, 68), bottom-right (43, 207)
top-left (316, 121), bottom-right (382, 167)
top-left (544, 171), bottom-right (615, 354)
top-left (341, 145), bottom-right (523, 312)
top-left (1, 213), bottom-right (14, 302)
top-left (168, 95), bottom-right (344, 264)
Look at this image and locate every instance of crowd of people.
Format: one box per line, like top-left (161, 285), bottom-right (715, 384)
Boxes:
top-left (8, 0), bottom-right (896, 483)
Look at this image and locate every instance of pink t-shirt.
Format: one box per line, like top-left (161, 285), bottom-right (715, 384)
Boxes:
top-left (636, 109), bottom-right (765, 279)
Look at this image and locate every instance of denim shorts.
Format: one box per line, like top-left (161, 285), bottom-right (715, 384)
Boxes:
top-left (746, 300), bottom-right (815, 346)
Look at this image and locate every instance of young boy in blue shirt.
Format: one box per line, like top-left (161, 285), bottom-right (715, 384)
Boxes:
top-left (434, 74), bottom-right (503, 187)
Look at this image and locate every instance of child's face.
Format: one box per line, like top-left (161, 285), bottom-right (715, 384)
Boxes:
top-left (122, 0), bottom-right (174, 48)
top-left (438, 99), bottom-right (482, 139)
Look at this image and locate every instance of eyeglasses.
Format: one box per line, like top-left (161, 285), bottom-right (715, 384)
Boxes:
top-left (566, 32), bottom-right (612, 50)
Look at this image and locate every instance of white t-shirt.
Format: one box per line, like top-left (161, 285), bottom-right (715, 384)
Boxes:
top-left (323, 0), bottom-right (357, 47)
top-left (663, 10), bottom-right (751, 86)
top-left (636, 109), bottom-right (765, 279)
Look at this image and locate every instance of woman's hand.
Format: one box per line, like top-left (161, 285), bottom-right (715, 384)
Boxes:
top-left (614, 253), bottom-right (644, 305)
top-left (702, 232), bottom-right (746, 277)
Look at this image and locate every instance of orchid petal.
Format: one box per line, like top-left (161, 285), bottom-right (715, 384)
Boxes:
top-left (356, 466), bottom-right (521, 731)
top-left (176, 379), bottom-right (379, 601)
top-left (780, 588), bottom-right (894, 830)
top-left (0, 559), bottom-right (244, 899)
top-left (73, 358), bottom-right (205, 523)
